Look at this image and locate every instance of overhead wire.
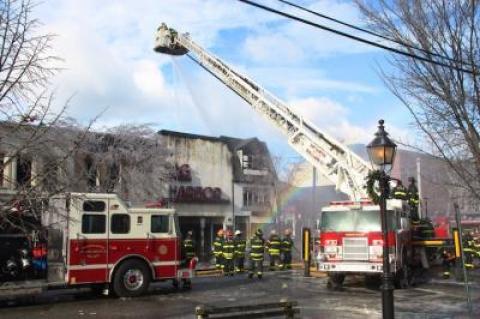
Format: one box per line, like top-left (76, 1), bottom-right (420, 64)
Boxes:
top-left (238, 0), bottom-right (476, 75)
top-left (275, 0), bottom-right (466, 66)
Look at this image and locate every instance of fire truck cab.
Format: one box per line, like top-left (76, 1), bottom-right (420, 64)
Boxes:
top-left (0, 193), bottom-right (195, 298)
top-left (317, 199), bottom-right (412, 289)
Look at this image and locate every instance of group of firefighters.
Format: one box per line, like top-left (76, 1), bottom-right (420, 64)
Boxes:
top-left (209, 228), bottom-right (294, 278)
top-left (182, 228), bottom-right (294, 278)
top-left (388, 176), bottom-right (480, 278)
top-left (441, 230), bottom-right (480, 278)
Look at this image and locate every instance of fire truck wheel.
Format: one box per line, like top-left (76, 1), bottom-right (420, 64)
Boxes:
top-left (112, 260), bottom-right (151, 297)
top-left (327, 273), bottom-right (345, 290)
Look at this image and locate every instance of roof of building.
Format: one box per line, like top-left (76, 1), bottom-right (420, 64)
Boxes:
top-left (158, 129), bottom-right (223, 143)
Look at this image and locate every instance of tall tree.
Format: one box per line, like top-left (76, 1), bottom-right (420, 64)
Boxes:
top-left (0, 0), bottom-right (87, 233)
top-left (356, 0), bottom-right (480, 206)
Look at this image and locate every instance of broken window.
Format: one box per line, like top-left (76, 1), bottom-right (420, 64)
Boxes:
top-left (16, 156), bottom-right (32, 187)
top-left (243, 187), bottom-right (270, 207)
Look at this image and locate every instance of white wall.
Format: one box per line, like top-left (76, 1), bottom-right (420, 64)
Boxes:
top-left (163, 135), bottom-right (234, 224)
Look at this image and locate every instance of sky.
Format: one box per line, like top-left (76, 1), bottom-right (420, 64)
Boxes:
top-left (37, 0), bottom-right (417, 166)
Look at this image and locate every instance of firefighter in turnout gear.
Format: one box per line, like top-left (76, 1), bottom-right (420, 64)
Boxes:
top-left (407, 177), bottom-right (420, 220)
top-left (234, 230), bottom-right (246, 273)
top-left (441, 249), bottom-right (456, 279)
top-left (463, 231), bottom-right (478, 270)
top-left (267, 230), bottom-right (281, 271)
top-left (222, 230), bottom-right (235, 276)
top-left (183, 230), bottom-right (195, 263)
top-left (392, 180), bottom-right (408, 200)
top-left (249, 229), bottom-right (265, 279)
top-left (213, 229), bottom-right (224, 270)
top-left (280, 229), bottom-right (293, 270)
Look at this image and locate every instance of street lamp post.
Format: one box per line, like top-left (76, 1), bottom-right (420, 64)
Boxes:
top-left (367, 119), bottom-right (397, 319)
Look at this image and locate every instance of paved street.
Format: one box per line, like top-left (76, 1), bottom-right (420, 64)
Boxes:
top-left (1, 270), bottom-right (479, 319)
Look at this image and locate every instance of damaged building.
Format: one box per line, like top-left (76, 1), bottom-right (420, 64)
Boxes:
top-left (0, 124), bottom-right (278, 262)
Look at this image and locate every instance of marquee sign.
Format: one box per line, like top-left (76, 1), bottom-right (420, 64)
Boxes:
top-left (169, 185), bottom-right (229, 204)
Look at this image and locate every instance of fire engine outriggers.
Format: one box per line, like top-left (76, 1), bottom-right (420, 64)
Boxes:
top-left (0, 193), bottom-right (196, 298)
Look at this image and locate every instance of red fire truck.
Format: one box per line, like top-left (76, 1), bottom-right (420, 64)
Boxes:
top-left (0, 193), bottom-right (196, 298)
top-left (317, 199), bottom-right (413, 289)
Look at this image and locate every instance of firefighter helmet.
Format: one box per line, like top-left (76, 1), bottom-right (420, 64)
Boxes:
top-left (255, 229), bottom-right (263, 236)
top-left (187, 230), bottom-right (193, 236)
top-left (235, 230), bottom-right (242, 236)
top-left (270, 229), bottom-right (277, 235)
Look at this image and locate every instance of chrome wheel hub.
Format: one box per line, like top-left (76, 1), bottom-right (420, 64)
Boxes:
top-left (123, 269), bottom-right (144, 291)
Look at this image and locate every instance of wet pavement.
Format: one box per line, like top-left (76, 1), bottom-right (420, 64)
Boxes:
top-left (1, 270), bottom-right (479, 318)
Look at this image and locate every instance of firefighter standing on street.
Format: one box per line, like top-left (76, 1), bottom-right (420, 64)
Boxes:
top-left (463, 231), bottom-right (478, 270)
top-left (234, 230), bottom-right (246, 273)
top-left (441, 249), bottom-right (456, 278)
top-left (249, 229), bottom-right (265, 279)
top-left (213, 229), bottom-right (224, 271)
top-left (222, 230), bottom-right (235, 276)
top-left (280, 229), bottom-right (294, 270)
top-left (267, 229), bottom-right (281, 271)
top-left (183, 230), bottom-right (195, 263)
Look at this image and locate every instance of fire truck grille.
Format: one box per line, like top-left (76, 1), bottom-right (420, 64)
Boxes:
top-left (342, 237), bottom-right (368, 260)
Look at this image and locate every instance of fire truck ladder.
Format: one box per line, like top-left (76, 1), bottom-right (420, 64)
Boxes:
top-left (154, 23), bottom-right (371, 201)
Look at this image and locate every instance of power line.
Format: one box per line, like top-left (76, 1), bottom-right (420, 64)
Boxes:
top-left (238, 0), bottom-right (476, 75)
top-left (276, 0), bottom-right (466, 66)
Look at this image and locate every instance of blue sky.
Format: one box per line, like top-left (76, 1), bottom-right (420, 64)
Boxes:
top-left (38, 0), bottom-right (415, 163)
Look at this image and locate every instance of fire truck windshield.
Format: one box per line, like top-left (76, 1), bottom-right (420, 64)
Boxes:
top-left (320, 210), bottom-right (395, 232)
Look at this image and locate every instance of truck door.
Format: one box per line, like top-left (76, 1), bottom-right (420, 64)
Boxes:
top-left (68, 199), bottom-right (109, 284)
top-left (149, 213), bottom-right (179, 278)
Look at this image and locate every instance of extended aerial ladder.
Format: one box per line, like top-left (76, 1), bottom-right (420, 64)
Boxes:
top-left (154, 23), bottom-right (371, 200)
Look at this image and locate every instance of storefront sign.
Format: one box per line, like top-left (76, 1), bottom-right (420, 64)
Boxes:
top-left (169, 186), bottom-right (229, 204)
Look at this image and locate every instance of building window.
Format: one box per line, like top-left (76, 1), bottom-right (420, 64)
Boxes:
top-left (111, 214), bottom-right (130, 234)
top-left (82, 214), bottom-right (106, 234)
top-left (242, 155), bottom-right (252, 169)
top-left (83, 200), bottom-right (106, 212)
top-left (17, 156), bottom-right (32, 187)
top-left (151, 215), bottom-right (169, 233)
top-left (243, 187), bottom-right (270, 207)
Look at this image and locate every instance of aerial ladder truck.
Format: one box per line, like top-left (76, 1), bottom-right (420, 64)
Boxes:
top-left (153, 24), bottom-right (447, 288)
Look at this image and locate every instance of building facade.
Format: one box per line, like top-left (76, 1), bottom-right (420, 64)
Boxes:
top-left (159, 131), bottom-right (277, 262)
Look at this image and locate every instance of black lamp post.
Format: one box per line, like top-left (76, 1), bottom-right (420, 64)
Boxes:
top-left (367, 119), bottom-right (397, 319)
